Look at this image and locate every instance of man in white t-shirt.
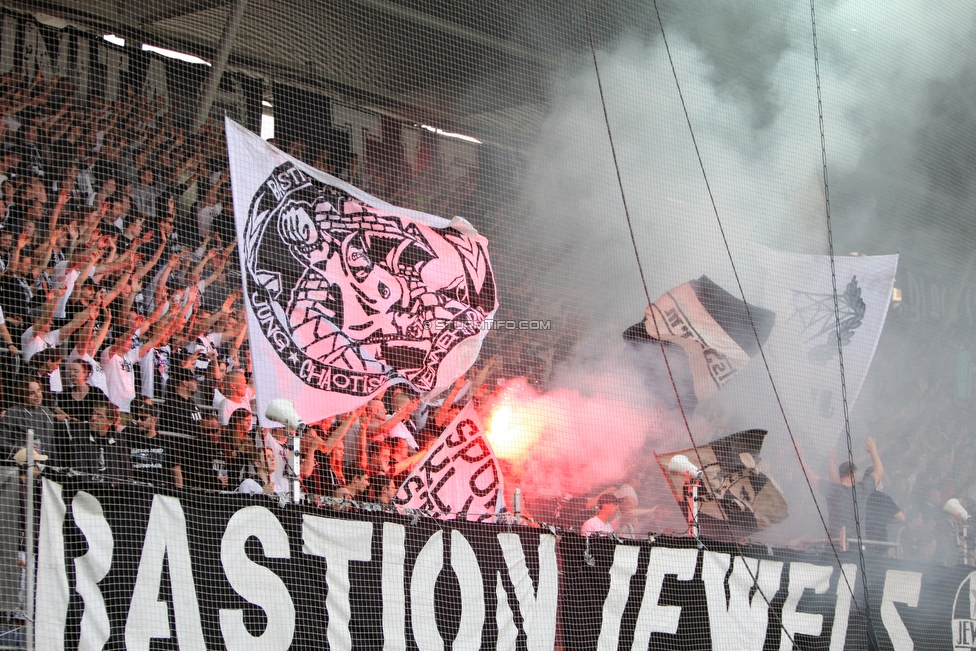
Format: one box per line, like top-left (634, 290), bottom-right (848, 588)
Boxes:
top-left (581, 494), bottom-right (621, 535)
top-left (215, 370), bottom-right (253, 426)
top-left (21, 289), bottom-right (90, 394)
top-left (0, 304), bottom-right (19, 355)
top-left (21, 289), bottom-right (90, 362)
top-left (100, 307), bottom-right (173, 413)
top-left (262, 430), bottom-right (290, 495)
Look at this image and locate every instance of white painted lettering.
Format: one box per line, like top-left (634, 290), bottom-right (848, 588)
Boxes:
top-left (125, 495), bottom-right (205, 650)
top-left (451, 530), bottom-right (485, 651)
top-left (72, 491), bottom-right (114, 651)
top-left (36, 478), bottom-right (69, 651)
top-left (496, 572), bottom-right (518, 651)
top-left (142, 57), bottom-right (170, 106)
top-left (829, 564), bottom-right (857, 651)
top-left (630, 547), bottom-right (698, 651)
top-left (0, 15), bottom-right (15, 75)
top-left (219, 506), bottom-right (294, 650)
top-left (412, 530), bottom-right (444, 651)
top-left (881, 570), bottom-right (921, 651)
top-left (21, 21), bottom-right (53, 79)
top-left (702, 552), bottom-right (782, 651)
top-left (302, 515), bottom-right (373, 651)
top-left (597, 545), bottom-right (640, 651)
top-left (496, 532), bottom-right (559, 651)
top-left (779, 563), bottom-right (832, 651)
top-left (97, 43), bottom-right (128, 102)
top-left (382, 522), bottom-right (406, 651)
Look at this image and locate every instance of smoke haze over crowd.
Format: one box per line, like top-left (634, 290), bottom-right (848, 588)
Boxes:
top-left (479, 0), bottom-right (976, 539)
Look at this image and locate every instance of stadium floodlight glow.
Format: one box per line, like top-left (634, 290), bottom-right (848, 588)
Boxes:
top-left (142, 44), bottom-right (211, 66)
top-left (419, 124), bottom-right (482, 144)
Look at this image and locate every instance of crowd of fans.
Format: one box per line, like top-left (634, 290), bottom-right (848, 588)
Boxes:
top-left (0, 68), bottom-right (970, 569)
top-left (855, 368), bottom-right (976, 566)
top-left (0, 69), bottom-right (500, 509)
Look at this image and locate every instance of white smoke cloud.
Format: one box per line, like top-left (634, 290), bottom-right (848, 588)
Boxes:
top-left (486, 0), bottom-right (976, 539)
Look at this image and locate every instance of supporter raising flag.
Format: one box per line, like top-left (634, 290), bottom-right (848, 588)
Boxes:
top-left (656, 428), bottom-right (789, 541)
top-left (226, 119), bottom-right (498, 425)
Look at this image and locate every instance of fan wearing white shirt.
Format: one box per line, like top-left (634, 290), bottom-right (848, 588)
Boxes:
top-left (21, 286), bottom-right (90, 396)
top-left (99, 302), bottom-right (173, 413)
top-left (0, 304), bottom-right (20, 356)
top-left (214, 370), bottom-right (253, 426)
top-left (22, 289), bottom-right (89, 360)
top-left (66, 302), bottom-right (112, 394)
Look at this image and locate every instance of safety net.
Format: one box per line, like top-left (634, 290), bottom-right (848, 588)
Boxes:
top-left (0, 1), bottom-right (972, 649)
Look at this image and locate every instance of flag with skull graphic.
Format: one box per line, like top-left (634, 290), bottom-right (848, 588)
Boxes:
top-left (226, 119), bottom-right (497, 425)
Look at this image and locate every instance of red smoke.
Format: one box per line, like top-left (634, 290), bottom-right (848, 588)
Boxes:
top-left (484, 377), bottom-right (665, 498)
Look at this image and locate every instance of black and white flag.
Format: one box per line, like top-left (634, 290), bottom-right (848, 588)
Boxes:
top-left (624, 275), bottom-right (775, 410)
top-left (656, 428), bottom-right (789, 541)
top-left (749, 245), bottom-right (898, 459)
top-left (394, 403), bottom-right (505, 521)
top-left (226, 119), bottom-right (498, 424)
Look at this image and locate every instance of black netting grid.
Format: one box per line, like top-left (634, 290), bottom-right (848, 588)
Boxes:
top-left (0, 1), bottom-right (972, 649)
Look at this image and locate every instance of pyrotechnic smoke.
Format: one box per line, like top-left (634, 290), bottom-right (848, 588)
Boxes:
top-left (483, 340), bottom-right (686, 499)
top-left (478, 0), bottom-right (976, 539)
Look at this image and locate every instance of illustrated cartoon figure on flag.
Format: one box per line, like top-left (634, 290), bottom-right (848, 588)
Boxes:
top-left (226, 119), bottom-right (498, 424)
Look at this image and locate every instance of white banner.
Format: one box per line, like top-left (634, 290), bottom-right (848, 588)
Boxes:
top-left (752, 245), bottom-right (898, 456)
top-left (394, 403), bottom-right (505, 521)
top-left (226, 119), bottom-right (498, 425)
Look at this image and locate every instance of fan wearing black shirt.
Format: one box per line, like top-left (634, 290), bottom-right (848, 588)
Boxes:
top-left (73, 402), bottom-right (130, 483)
top-left (62, 359), bottom-right (110, 421)
top-left (158, 365), bottom-right (201, 437)
top-left (125, 402), bottom-right (183, 489)
top-left (161, 366), bottom-right (227, 490)
top-left (862, 464), bottom-right (905, 551)
top-left (182, 413), bottom-right (229, 491)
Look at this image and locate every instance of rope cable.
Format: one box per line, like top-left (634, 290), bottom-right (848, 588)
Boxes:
top-left (646, 0), bottom-right (861, 609)
top-left (578, 0), bottom-right (707, 485)
top-left (579, 2), bottom-right (802, 641)
top-left (808, 0), bottom-right (876, 636)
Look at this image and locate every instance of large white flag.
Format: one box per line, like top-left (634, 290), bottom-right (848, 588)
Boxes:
top-left (750, 245), bottom-right (898, 457)
top-left (226, 119), bottom-right (498, 425)
top-left (394, 403), bottom-right (505, 521)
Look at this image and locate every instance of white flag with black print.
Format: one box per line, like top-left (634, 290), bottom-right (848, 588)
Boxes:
top-left (226, 119), bottom-right (498, 425)
top-left (750, 244), bottom-right (898, 457)
top-left (394, 402), bottom-right (505, 521)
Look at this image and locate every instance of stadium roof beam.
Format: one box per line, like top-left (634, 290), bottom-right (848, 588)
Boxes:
top-left (192, 0), bottom-right (247, 129)
top-left (13, 0), bottom-right (556, 68)
top-left (135, 0), bottom-right (231, 26)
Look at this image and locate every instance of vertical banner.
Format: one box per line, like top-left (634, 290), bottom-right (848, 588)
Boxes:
top-left (226, 118), bottom-right (498, 424)
top-left (752, 245), bottom-right (899, 456)
top-left (395, 402), bottom-right (505, 521)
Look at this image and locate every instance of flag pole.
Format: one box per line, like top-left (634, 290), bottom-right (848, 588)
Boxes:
top-left (24, 429), bottom-right (34, 651)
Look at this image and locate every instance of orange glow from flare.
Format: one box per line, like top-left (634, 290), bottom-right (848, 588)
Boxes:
top-left (485, 400), bottom-right (542, 462)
